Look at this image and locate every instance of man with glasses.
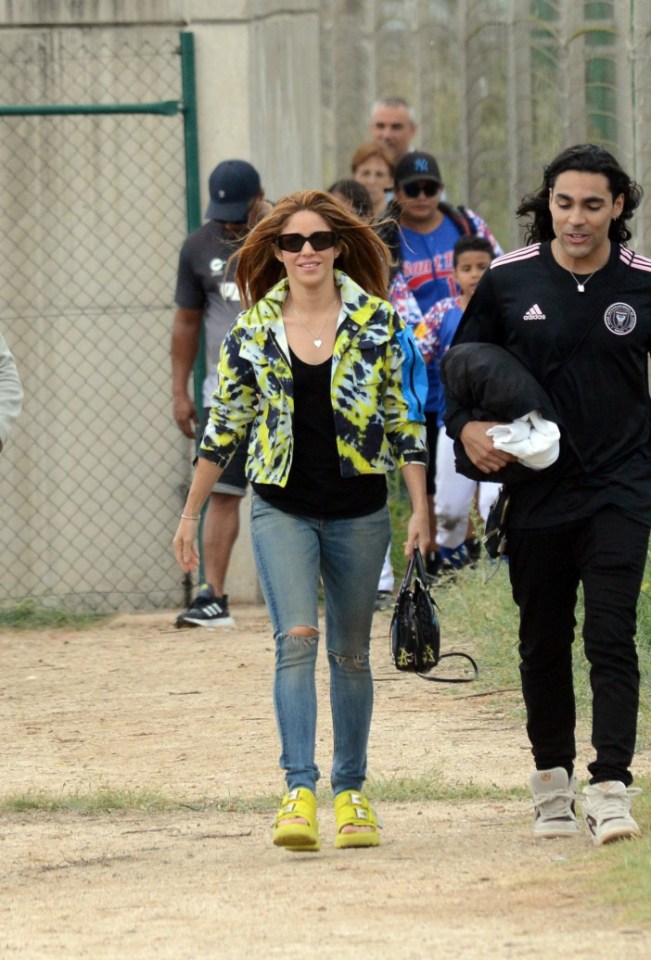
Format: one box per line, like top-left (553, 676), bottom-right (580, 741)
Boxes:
top-left (385, 151), bottom-right (502, 580)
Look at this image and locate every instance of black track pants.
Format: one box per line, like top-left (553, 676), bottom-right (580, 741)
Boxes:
top-left (507, 508), bottom-right (649, 785)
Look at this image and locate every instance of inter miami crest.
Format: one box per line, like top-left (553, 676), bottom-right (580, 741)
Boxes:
top-left (604, 302), bottom-right (637, 336)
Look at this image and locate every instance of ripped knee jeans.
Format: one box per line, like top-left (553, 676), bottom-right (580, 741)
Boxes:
top-left (251, 495), bottom-right (390, 793)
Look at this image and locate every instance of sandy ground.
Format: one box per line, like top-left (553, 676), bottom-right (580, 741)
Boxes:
top-left (1, 604), bottom-right (650, 959)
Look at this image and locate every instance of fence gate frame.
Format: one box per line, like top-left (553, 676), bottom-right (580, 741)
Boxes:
top-left (0, 30), bottom-right (205, 611)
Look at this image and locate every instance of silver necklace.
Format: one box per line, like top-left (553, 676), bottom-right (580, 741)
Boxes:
top-left (288, 294), bottom-right (340, 348)
top-left (554, 239), bottom-right (608, 293)
top-left (568, 269), bottom-right (597, 294)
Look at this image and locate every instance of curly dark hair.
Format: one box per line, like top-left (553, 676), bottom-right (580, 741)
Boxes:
top-left (516, 143), bottom-right (643, 245)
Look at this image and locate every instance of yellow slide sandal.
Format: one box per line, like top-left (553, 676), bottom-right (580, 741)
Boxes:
top-left (272, 787), bottom-right (320, 852)
top-left (334, 790), bottom-right (382, 849)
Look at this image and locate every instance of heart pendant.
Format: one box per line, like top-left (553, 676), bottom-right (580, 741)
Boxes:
top-left (313, 338), bottom-right (322, 348)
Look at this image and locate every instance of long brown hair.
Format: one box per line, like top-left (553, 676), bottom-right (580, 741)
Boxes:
top-left (234, 190), bottom-right (391, 307)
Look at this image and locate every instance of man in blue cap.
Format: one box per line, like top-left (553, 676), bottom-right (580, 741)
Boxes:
top-left (171, 160), bottom-right (267, 628)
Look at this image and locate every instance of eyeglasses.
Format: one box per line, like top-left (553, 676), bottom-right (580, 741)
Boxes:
top-left (401, 181), bottom-right (440, 198)
top-left (276, 231), bottom-right (338, 252)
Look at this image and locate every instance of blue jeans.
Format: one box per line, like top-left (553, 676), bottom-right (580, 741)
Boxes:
top-left (251, 496), bottom-right (391, 795)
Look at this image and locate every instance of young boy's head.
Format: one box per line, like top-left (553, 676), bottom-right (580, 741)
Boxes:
top-left (453, 235), bottom-right (494, 300)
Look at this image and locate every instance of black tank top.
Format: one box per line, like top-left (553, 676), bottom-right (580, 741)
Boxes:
top-left (252, 348), bottom-right (387, 518)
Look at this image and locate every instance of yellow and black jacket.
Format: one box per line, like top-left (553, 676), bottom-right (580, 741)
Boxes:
top-left (199, 270), bottom-right (427, 486)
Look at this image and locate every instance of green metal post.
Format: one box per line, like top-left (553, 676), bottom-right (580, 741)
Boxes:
top-left (179, 31), bottom-right (208, 591)
top-left (179, 32), bottom-right (204, 418)
top-left (180, 32), bottom-right (202, 234)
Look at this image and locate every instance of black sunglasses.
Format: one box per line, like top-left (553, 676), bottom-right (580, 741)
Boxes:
top-left (276, 231), bottom-right (338, 253)
top-left (402, 181), bottom-right (440, 198)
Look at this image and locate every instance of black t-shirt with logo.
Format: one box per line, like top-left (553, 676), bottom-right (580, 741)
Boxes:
top-left (449, 240), bottom-right (651, 528)
top-left (174, 220), bottom-right (243, 405)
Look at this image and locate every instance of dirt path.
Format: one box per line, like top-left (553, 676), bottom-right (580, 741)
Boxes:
top-left (1, 607), bottom-right (650, 958)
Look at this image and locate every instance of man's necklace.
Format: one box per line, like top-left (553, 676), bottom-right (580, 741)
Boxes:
top-left (553, 239), bottom-right (609, 293)
top-left (568, 269), bottom-right (597, 294)
top-left (288, 294), bottom-right (340, 348)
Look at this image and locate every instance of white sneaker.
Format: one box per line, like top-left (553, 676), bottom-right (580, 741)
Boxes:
top-left (582, 781), bottom-right (641, 846)
top-left (530, 767), bottom-right (580, 838)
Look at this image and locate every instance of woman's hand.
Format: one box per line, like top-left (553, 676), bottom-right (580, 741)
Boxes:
top-left (173, 516), bottom-right (201, 573)
top-left (403, 508), bottom-right (431, 558)
top-left (400, 462), bottom-right (430, 558)
top-left (172, 459), bottom-right (223, 572)
top-left (459, 421), bottom-right (517, 474)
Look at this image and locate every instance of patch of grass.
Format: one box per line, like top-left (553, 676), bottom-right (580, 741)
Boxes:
top-left (0, 787), bottom-right (286, 818)
top-left (363, 769), bottom-right (526, 803)
top-left (572, 777), bottom-right (651, 926)
top-left (0, 598), bottom-right (109, 631)
top-left (0, 787), bottom-right (175, 815)
top-left (0, 778), bottom-right (524, 819)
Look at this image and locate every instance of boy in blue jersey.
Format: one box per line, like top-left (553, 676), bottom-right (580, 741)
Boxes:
top-left (414, 235), bottom-right (500, 568)
top-left (385, 152), bottom-right (502, 580)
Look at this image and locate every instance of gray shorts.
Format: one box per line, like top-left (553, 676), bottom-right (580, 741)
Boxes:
top-left (200, 408), bottom-right (249, 497)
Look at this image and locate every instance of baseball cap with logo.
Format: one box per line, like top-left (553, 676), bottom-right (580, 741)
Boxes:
top-left (394, 151), bottom-right (442, 189)
top-left (205, 159), bottom-right (261, 223)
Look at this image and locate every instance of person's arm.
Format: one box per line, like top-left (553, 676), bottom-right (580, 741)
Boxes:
top-left (382, 309), bottom-right (430, 556)
top-left (443, 270), bottom-right (502, 441)
top-left (400, 461), bottom-right (430, 557)
top-left (442, 273), bottom-right (517, 473)
top-left (173, 458), bottom-right (224, 573)
top-left (173, 320), bottom-right (257, 574)
top-left (0, 334), bottom-right (23, 452)
top-left (171, 306), bottom-right (203, 438)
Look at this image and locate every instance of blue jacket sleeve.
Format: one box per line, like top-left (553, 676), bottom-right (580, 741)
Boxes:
top-left (396, 325), bottom-right (427, 423)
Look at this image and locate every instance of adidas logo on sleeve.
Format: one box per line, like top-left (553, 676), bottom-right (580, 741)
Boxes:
top-left (523, 304), bottom-right (546, 321)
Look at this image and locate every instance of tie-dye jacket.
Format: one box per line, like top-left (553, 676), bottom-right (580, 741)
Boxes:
top-left (199, 270), bottom-right (427, 486)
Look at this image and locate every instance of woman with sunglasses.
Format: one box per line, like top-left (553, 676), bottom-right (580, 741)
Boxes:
top-left (174, 189), bottom-right (429, 852)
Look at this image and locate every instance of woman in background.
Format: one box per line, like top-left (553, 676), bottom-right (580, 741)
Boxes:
top-left (351, 141), bottom-right (395, 219)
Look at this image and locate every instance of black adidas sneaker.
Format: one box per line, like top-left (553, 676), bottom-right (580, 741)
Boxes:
top-left (175, 585), bottom-right (234, 628)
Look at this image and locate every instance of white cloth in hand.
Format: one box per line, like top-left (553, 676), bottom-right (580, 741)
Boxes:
top-left (486, 410), bottom-right (560, 470)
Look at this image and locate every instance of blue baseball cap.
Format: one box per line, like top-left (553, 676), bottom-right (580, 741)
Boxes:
top-left (205, 160), bottom-right (261, 222)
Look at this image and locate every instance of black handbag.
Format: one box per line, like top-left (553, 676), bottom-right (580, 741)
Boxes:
top-left (390, 548), bottom-right (479, 683)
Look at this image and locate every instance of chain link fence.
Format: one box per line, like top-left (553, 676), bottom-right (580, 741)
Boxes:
top-left (0, 29), bottom-right (191, 612)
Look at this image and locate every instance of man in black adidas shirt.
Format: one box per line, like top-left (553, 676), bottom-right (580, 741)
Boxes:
top-left (446, 144), bottom-right (650, 845)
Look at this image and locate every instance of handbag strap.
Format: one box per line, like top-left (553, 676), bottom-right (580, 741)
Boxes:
top-left (417, 651), bottom-right (479, 683)
top-left (401, 547), bottom-right (430, 592)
